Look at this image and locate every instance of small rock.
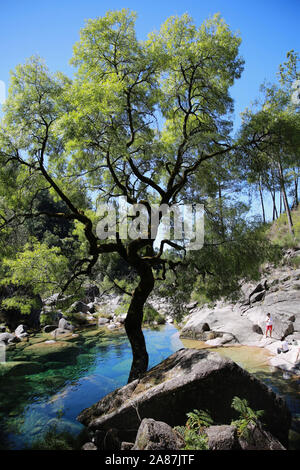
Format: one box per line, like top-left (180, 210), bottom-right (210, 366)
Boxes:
top-left (50, 328), bottom-right (70, 337)
top-left (121, 442), bottom-right (134, 450)
top-left (0, 333), bottom-right (15, 344)
top-left (115, 314), bottom-right (126, 324)
top-left (186, 301), bottom-right (198, 310)
top-left (87, 303), bottom-right (95, 314)
top-left (132, 418), bottom-right (185, 450)
top-left (58, 318), bottom-right (74, 331)
top-left (252, 324), bottom-right (263, 335)
top-left (206, 425), bottom-right (239, 450)
top-left (81, 442), bottom-right (97, 450)
top-left (15, 324), bottom-right (27, 338)
top-left (206, 333), bottom-right (234, 346)
top-left (238, 423), bottom-right (286, 450)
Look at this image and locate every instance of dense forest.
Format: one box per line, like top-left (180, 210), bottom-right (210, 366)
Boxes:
top-left (0, 10), bottom-right (299, 381)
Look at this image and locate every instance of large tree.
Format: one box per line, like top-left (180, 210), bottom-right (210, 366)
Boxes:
top-left (0, 10), bottom-right (244, 382)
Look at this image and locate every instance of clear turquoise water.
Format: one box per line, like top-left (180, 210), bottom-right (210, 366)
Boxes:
top-left (0, 324), bottom-right (300, 449)
top-left (0, 324), bottom-right (183, 449)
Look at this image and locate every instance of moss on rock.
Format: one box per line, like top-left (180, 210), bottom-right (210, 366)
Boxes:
top-left (0, 361), bottom-right (43, 377)
top-left (20, 340), bottom-right (79, 363)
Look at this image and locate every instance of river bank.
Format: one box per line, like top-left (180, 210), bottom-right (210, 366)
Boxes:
top-left (179, 251), bottom-right (300, 377)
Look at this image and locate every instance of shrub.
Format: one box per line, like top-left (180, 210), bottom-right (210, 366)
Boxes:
top-left (174, 409), bottom-right (213, 450)
top-left (231, 396), bottom-right (264, 441)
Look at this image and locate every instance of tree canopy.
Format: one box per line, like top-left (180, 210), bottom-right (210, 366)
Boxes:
top-left (0, 9), bottom-right (298, 381)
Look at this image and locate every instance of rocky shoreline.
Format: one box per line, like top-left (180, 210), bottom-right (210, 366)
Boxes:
top-left (179, 249), bottom-right (300, 376)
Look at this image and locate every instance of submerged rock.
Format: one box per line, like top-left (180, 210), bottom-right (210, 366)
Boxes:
top-left (78, 348), bottom-right (291, 448)
top-left (20, 340), bottom-right (79, 363)
top-left (0, 361), bottom-right (43, 377)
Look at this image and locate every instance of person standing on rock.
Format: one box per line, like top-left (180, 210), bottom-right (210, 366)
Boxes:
top-left (265, 313), bottom-right (273, 338)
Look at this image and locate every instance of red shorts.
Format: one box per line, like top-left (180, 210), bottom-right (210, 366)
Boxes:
top-left (266, 325), bottom-right (272, 331)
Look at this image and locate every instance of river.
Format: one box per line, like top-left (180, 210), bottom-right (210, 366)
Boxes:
top-left (0, 324), bottom-right (299, 449)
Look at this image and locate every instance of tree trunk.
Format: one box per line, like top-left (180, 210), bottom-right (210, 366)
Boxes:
top-left (258, 178), bottom-right (265, 224)
top-left (269, 188), bottom-right (278, 221)
top-left (278, 160), bottom-right (294, 236)
top-left (294, 172), bottom-right (299, 208)
top-left (124, 263), bottom-right (155, 383)
top-left (218, 182), bottom-right (225, 238)
top-left (273, 190), bottom-right (278, 220)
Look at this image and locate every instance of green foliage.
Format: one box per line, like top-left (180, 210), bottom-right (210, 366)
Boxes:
top-left (0, 10), bottom-right (297, 372)
top-left (269, 206), bottom-right (300, 248)
top-left (114, 297), bottom-right (131, 317)
top-left (1, 239), bottom-right (69, 298)
top-left (143, 303), bottom-right (166, 325)
top-left (186, 409), bottom-right (214, 430)
top-left (40, 310), bottom-right (59, 326)
top-left (174, 408), bottom-right (213, 450)
top-left (175, 426), bottom-right (209, 450)
top-left (1, 295), bottom-right (38, 316)
top-left (231, 396), bottom-right (264, 440)
top-left (290, 255), bottom-right (300, 268)
top-left (168, 220), bottom-right (280, 305)
top-left (114, 298), bottom-right (165, 325)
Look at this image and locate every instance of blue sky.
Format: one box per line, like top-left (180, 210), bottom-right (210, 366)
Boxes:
top-left (0, 0), bottom-right (299, 218)
top-left (1, 0), bottom-right (299, 127)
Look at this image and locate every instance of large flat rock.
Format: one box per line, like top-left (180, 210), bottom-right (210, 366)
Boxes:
top-left (181, 305), bottom-right (262, 344)
top-left (78, 348), bottom-right (291, 448)
top-left (180, 264), bottom-right (300, 346)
